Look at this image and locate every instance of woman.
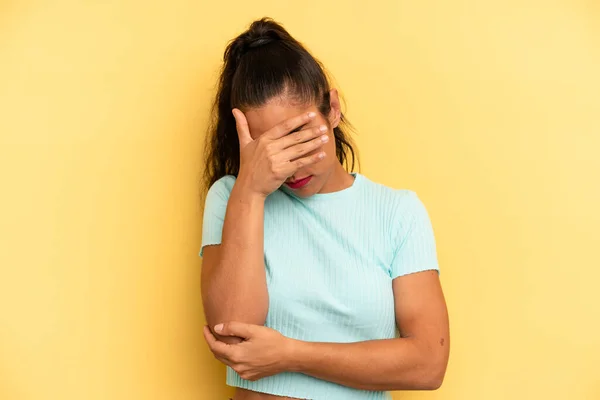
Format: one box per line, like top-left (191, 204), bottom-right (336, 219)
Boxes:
top-left (200, 18), bottom-right (449, 400)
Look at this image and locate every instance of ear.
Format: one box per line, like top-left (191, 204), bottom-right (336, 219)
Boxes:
top-left (328, 88), bottom-right (342, 128)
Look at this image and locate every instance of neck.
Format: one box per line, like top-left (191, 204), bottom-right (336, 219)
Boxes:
top-left (318, 163), bottom-right (355, 194)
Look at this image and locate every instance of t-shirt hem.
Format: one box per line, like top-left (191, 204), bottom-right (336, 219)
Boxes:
top-left (226, 384), bottom-right (311, 400)
top-left (392, 265), bottom-right (440, 279)
top-left (226, 372), bottom-right (391, 400)
top-left (198, 241), bottom-right (221, 257)
top-left (226, 379), bottom-right (312, 400)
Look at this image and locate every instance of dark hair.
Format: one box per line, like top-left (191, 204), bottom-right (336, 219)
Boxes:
top-left (203, 17), bottom-right (358, 188)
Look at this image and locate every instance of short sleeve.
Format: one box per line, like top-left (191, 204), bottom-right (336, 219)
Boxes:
top-left (390, 191), bottom-right (439, 278)
top-left (199, 176), bottom-right (235, 257)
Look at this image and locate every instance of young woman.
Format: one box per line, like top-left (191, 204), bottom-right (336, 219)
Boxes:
top-left (200, 18), bottom-right (449, 400)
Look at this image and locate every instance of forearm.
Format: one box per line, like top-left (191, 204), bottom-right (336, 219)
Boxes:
top-left (202, 180), bottom-right (269, 332)
top-left (288, 337), bottom-right (447, 391)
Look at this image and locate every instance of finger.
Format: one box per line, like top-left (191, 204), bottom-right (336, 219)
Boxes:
top-left (203, 326), bottom-right (232, 357)
top-left (274, 134), bottom-right (329, 164)
top-left (279, 151), bottom-right (326, 177)
top-left (276, 124), bottom-right (329, 150)
top-left (232, 108), bottom-right (252, 149)
top-left (203, 325), bottom-right (220, 348)
top-left (214, 321), bottom-right (259, 340)
top-left (265, 111), bottom-right (317, 140)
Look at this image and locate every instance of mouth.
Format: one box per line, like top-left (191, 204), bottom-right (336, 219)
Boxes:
top-left (285, 175), bottom-right (313, 189)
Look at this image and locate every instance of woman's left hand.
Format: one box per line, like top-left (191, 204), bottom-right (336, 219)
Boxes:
top-left (203, 322), bottom-right (296, 381)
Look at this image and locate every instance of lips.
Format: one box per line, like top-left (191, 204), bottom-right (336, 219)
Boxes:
top-left (285, 175), bottom-right (312, 189)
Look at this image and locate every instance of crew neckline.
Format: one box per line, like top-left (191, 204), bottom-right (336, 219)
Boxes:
top-left (279, 172), bottom-right (362, 201)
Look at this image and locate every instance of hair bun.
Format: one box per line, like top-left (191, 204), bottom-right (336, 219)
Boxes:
top-left (247, 35), bottom-right (276, 48)
top-left (224, 18), bottom-right (293, 67)
top-left (246, 18), bottom-right (284, 48)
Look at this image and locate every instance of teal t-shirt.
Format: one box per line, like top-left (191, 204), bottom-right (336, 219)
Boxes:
top-left (200, 173), bottom-right (439, 400)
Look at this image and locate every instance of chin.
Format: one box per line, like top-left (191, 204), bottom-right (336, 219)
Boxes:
top-left (292, 187), bottom-right (316, 198)
top-left (293, 180), bottom-right (322, 197)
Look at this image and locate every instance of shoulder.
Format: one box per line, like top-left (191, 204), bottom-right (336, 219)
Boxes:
top-left (205, 175), bottom-right (237, 203)
top-left (208, 175), bottom-right (236, 193)
top-left (359, 174), bottom-right (422, 208)
top-left (358, 174), bottom-right (429, 222)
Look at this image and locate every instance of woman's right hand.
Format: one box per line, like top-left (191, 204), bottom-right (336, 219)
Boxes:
top-left (232, 108), bottom-right (329, 198)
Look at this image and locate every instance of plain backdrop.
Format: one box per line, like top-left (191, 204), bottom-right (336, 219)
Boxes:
top-left (1, 1), bottom-right (599, 399)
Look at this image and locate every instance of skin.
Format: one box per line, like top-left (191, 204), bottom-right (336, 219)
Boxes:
top-left (202, 89), bottom-right (449, 400)
top-left (205, 270), bottom-right (449, 395)
top-left (239, 88), bottom-right (354, 198)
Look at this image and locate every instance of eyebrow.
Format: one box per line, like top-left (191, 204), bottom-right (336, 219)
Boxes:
top-left (289, 123), bottom-right (308, 134)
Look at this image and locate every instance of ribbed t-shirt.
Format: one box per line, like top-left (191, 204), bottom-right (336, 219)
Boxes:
top-left (200, 173), bottom-right (439, 400)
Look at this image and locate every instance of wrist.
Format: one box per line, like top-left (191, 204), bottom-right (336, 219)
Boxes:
top-left (232, 176), bottom-right (267, 203)
top-left (282, 338), bottom-right (308, 373)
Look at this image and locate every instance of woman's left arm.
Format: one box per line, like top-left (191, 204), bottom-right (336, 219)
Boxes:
top-left (204, 270), bottom-right (449, 391)
top-left (289, 270), bottom-right (449, 391)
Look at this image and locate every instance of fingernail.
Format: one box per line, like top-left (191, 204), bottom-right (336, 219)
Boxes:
top-left (214, 324), bottom-right (223, 332)
top-left (321, 135), bottom-right (329, 143)
top-left (318, 152), bottom-right (326, 159)
top-left (319, 125), bottom-right (327, 132)
top-left (308, 112), bottom-right (316, 118)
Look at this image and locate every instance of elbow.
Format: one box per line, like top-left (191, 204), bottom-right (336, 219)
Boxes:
top-left (421, 371), bottom-right (444, 390)
top-left (390, 361), bottom-right (446, 391)
top-left (401, 350), bottom-right (447, 391)
top-left (203, 297), bottom-right (268, 329)
top-left (418, 359), bottom-right (447, 390)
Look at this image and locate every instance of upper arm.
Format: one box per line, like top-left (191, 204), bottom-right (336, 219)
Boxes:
top-left (390, 192), bottom-right (448, 363)
top-left (200, 178), bottom-right (245, 343)
top-left (200, 245), bottom-right (222, 288)
top-left (393, 271), bottom-right (449, 347)
top-left (199, 177), bottom-right (231, 315)
top-left (392, 271), bottom-right (449, 383)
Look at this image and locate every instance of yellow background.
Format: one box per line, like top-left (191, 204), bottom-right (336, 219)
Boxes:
top-left (1, 1), bottom-right (599, 399)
